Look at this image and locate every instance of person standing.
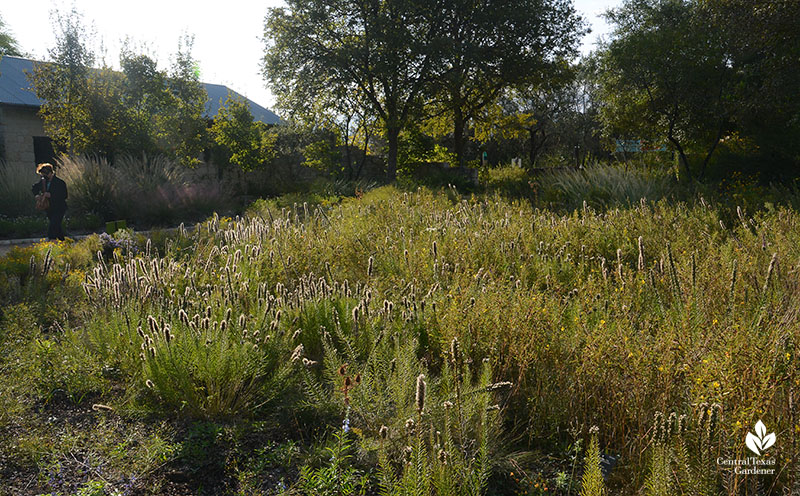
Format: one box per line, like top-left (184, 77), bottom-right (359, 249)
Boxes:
top-left (31, 163), bottom-right (68, 241)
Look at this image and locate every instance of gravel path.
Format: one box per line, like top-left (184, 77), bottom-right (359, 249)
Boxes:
top-left (0, 225), bottom-right (189, 258)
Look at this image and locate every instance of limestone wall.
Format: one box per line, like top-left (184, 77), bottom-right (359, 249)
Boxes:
top-left (0, 105), bottom-right (46, 168)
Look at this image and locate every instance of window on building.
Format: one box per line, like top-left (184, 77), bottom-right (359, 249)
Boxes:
top-left (33, 136), bottom-right (56, 165)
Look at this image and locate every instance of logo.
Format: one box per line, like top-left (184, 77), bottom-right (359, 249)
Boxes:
top-left (717, 420), bottom-right (777, 474)
top-left (745, 420), bottom-right (776, 456)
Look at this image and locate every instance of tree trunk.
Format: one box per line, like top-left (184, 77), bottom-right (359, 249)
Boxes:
top-left (344, 139), bottom-right (354, 180)
top-left (356, 130), bottom-right (370, 180)
top-left (453, 107), bottom-right (466, 168)
top-left (699, 123), bottom-right (725, 181)
top-left (529, 128), bottom-right (536, 166)
top-left (668, 135), bottom-right (692, 181)
top-left (386, 126), bottom-right (400, 182)
top-left (529, 127), bottom-right (546, 167)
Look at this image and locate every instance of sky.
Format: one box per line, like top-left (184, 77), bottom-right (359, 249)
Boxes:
top-left (3, 0), bottom-right (619, 111)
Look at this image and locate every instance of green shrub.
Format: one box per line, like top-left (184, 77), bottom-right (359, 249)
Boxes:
top-left (482, 165), bottom-right (534, 198)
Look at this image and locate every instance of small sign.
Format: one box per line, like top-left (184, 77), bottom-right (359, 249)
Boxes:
top-left (615, 139), bottom-right (667, 153)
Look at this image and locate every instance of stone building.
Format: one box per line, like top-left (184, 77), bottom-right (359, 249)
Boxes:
top-left (0, 55), bottom-right (280, 169)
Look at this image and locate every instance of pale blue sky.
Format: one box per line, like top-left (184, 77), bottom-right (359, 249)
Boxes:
top-left (4, 0), bottom-right (620, 109)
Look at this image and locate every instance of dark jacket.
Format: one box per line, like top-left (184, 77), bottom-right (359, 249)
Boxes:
top-left (32, 176), bottom-right (68, 214)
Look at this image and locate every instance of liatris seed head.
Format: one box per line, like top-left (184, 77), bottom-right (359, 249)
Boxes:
top-left (145, 379), bottom-right (154, 389)
top-left (415, 374), bottom-right (426, 414)
top-left (379, 425), bottom-right (389, 439)
top-left (290, 344), bottom-right (304, 362)
top-left (147, 315), bottom-right (158, 335)
top-left (667, 412), bottom-right (677, 438)
top-left (367, 256), bottom-right (374, 277)
top-left (450, 337), bottom-right (460, 365)
top-left (638, 236), bottom-right (645, 271)
top-left (764, 253), bottom-right (778, 293)
top-left (179, 309), bottom-right (189, 326)
top-left (486, 381), bottom-right (513, 391)
top-left (292, 329), bottom-right (302, 341)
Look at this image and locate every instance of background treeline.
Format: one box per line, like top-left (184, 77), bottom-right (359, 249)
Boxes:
top-left (2, 0), bottom-right (800, 223)
top-left (263, 0), bottom-right (800, 183)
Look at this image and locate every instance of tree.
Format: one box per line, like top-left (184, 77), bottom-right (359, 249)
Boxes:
top-left (119, 48), bottom-right (167, 157)
top-left (163, 35), bottom-right (209, 167)
top-left (0, 14), bottom-right (22, 56)
top-left (430, 0), bottom-right (585, 167)
top-left (31, 15), bottom-right (209, 166)
top-left (264, 0), bottom-right (448, 180)
top-left (474, 58), bottom-right (603, 167)
top-left (210, 95), bottom-right (276, 172)
top-left (288, 81), bottom-right (377, 180)
top-left (29, 8), bottom-right (96, 154)
top-left (599, 0), bottom-right (734, 180)
top-left (474, 63), bottom-right (575, 167)
top-left (119, 38), bottom-right (208, 166)
top-left (705, 0), bottom-right (800, 171)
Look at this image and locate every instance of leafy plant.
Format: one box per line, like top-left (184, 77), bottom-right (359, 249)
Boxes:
top-left (579, 426), bottom-right (605, 496)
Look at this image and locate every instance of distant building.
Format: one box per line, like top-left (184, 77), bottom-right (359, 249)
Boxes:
top-left (0, 55), bottom-right (280, 168)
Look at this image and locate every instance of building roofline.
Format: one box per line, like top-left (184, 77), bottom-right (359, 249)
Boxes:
top-left (0, 55), bottom-right (280, 124)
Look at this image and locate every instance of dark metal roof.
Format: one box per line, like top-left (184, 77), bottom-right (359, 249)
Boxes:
top-left (0, 56), bottom-right (41, 107)
top-left (204, 82), bottom-right (281, 125)
top-left (0, 55), bottom-right (280, 125)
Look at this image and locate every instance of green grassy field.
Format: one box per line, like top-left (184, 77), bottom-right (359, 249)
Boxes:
top-left (0, 183), bottom-right (798, 495)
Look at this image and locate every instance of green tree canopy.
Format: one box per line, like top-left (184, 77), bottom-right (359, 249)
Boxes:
top-left (210, 94), bottom-right (276, 172)
top-left (705, 0), bottom-right (800, 171)
top-left (430, 0), bottom-right (585, 167)
top-left (29, 12), bottom-right (208, 166)
top-left (599, 0), bottom-right (734, 180)
top-left (0, 13), bottom-right (22, 56)
top-left (264, 0), bottom-right (449, 180)
top-left (29, 8), bottom-right (96, 154)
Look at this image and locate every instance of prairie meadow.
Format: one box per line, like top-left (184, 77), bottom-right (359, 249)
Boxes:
top-left (1, 181), bottom-right (798, 495)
